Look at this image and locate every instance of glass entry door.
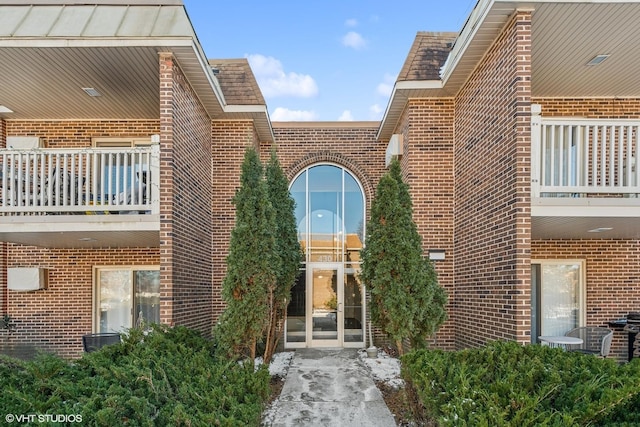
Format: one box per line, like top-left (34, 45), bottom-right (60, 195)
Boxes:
top-left (307, 263), bottom-right (364, 347)
top-left (310, 264), bottom-right (341, 346)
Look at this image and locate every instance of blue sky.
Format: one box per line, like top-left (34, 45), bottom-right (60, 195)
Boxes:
top-left (183, 1), bottom-right (478, 122)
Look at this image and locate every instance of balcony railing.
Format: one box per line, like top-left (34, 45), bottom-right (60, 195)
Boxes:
top-left (0, 146), bottom-right (159, 214)
top-left (531, 115), bottom-right (640, 198)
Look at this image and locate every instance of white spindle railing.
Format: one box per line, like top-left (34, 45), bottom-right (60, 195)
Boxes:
top-left (0, 146), bottom-right (159, 214)
top-left (531, 115), bottom-right (640, 198)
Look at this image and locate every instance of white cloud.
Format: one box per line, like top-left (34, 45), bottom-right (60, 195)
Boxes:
top-left (376, 73), bottom-right (396, 97)
top-left (342, 31), bottom-right (367, 50)
top-left (338, 110), bottom-right (354, 121)
top-left (246, 54), bottom-right (318, 98)
top-left (271, 107), bottom-right (318, 121)
top-left (345, 18), bottom-right (358, 27)
top-left (369, 104), bottom-right (384, 120)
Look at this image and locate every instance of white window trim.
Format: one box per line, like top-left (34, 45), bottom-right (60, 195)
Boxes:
top-left (92, 265), bottom-right (160, 333)
top-left (92, 137), bottom-right (152, 148)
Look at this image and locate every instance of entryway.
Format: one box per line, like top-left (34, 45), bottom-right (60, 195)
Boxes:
top-left (284, 163), bottom-right (367, 349)
top-left (285, 263), bottom-right (365, 348)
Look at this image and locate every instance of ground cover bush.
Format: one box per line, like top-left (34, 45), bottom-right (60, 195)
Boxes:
top-left (0, 325), bottom-right (270, 426)
top-left (402, 341), bottom-right (640, 426)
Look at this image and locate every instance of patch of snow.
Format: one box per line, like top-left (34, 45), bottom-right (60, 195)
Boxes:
top-left (254, 351), bottom-right (294, 377)
top-left (267, 351), bottom-right (295, 377)
top-left (358, 349), bottom-right (405, 389)
top-left (260, 352), bottom-right (294, 426)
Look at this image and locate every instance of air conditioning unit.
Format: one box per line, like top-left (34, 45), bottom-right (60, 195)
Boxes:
top-left (6, 136), bottom-right (43, 149)
top-left (385, 134), bottom-right (403, 167)
top-left (7, 268), bottom-right (48, 291)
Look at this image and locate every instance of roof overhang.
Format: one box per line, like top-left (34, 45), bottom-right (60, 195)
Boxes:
top-left (223, 105), bottom-right (275, 142)
top-left (532, 199), bottom-right (640, 239)
top-left (379, 0), bottom-right (640, 140)
top-left (0, 2), bottom-right (276, 138)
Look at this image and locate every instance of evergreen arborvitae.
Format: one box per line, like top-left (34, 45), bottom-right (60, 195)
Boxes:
top-left (360, 158), bottom-right (447, 355)
top-left (216, 146), bottom-right (277, 360)
top-left (263, 148), bottom-right (302, 363)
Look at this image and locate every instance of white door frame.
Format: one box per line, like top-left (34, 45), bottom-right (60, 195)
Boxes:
top-left (308, 263), bottom-right (343, 347)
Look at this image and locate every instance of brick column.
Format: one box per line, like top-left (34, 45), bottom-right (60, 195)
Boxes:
top-left (158, 52), bottom-right (175, 326)
top-left (0, 118), bottom-right (5, 316)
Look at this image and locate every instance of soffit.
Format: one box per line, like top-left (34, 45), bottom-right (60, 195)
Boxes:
top-left (379, 0), bottom-right (640, 139)
top-left (0, 4), bottom-right (225, 121)
top-left (532, 216), bottom-right (640, 240)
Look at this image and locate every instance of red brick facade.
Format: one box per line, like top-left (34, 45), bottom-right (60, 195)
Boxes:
top-left (159, 54), bottom-right (213, 335)
top-left (6, 247), bottom-right (159, 358)
top-left (3, 5), bottom-right (639, 363)
top-left (395, 99), bottom-right (456, 350)
top-left (211, 121), bottom-right (261, 322)
top-left (452, 12), bottom-right (533, 347)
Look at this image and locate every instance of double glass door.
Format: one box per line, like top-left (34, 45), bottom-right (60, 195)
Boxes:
top-left (286, 263), bottom-right (364, 348)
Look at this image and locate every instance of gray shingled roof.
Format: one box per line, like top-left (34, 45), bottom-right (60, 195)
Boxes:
top-left (208, 59), bottom-right (266, 106)
top-left (397, 32), bottom-right (458, 81)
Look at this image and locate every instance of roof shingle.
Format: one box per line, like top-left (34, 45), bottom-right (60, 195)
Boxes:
top-left (397, 32), bottom-right (458, 81)
top-left (208, 59), bottom-right (265, 106)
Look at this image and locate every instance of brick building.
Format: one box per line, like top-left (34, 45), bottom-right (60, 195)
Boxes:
top-left (0, 0), bottom-right (638, 361)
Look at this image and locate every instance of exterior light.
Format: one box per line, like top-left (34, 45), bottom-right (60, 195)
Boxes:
top-left (428, 249), bottom-right (446, 261)
top-left (587, 227), bottom-right (613, 233)
top-left (82, 87), bottom-right (101, 97)
top-left (586, 54), bottom-right (610, 66)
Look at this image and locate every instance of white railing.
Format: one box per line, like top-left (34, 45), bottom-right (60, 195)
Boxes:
top-left (531, 114), bottom-right (640, 198)
top-left (0, 146), bottom-right (160, 214)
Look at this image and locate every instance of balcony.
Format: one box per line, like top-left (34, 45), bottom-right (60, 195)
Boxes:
top-left (531, 113), bottom-right (640, 239)
top-left (0, 146), bottom-right (160, 248)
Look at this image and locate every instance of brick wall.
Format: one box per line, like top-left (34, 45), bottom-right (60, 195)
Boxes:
top-left (532, 240), bottom-right (640, 362)
top-left (453, 11), bottom-right (532, 348)
top-left (4, 120), bottom-right (159, 146)
top-left (6, 246), bottom-right (159, 358)
top-left (396, 99), bottom-right (457, 350)
top-left (0, 119), bottom-right (5, 317)
top-left (211, 121), bottom-right (260, 322)
top-left (159, 53), bottom-right (213, 335)
top-left (267, 122), bottom-right (387, 344)
top-left (531, 97), bottom-right (640, 362)
top-left (533, 98), bottom-right (640, 118)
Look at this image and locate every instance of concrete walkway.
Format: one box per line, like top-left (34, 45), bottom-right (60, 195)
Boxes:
top-left (264, 348), bottom-right (396, 426)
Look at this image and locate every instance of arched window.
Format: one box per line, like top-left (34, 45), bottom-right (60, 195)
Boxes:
top-left (290, 164), bottom-right (365, 265)
top-left (286, 164), bottom-right (366, 348)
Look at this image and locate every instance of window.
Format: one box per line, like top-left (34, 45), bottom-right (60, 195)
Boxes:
top-left (290, 164), bottom-right (365, 264)
top-left (95, 266), bottom-right (160, 333)
top-left (531, 260), bottom-right (585, 341)
top-left (91, 137), bottom-right (152, 203)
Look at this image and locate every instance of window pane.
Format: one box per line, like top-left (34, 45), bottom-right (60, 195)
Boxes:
top-left (309, 166), bottom-right (342, 262)
top-left (286, 270), bottom-right (306, 343)
top-left (540, 263), bottom-right (581, 336)
top-left (344, 268), bottom-right (363, 342)
top-left (99, 270), bottom-right (132, 333)
top-left (312, 267), bottom-right (338, 340)
top-left (344, 172), bottom-right (364, 266)
top-left (134, 270), bottom-right (160, 329)
top-left (290, 171), bottom-right (307, 261)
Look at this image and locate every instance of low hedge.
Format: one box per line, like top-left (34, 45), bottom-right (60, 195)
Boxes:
top-left (402, 341), bottom-right (640, 426)
top-left (0, 325), bottom-right (270, 426)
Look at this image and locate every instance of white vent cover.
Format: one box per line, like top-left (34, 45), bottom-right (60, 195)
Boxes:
top-left (6, 136), bottom-right (43, 149)
top-left (385, 134), bottom-right (403, 167)
top-left (8, 268), bottom-right (48, 291)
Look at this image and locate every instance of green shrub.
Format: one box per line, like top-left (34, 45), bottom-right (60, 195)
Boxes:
top-left (0, 325), bottom-right (270, 426)
top-left (402, 341), bottom-right (640, 426)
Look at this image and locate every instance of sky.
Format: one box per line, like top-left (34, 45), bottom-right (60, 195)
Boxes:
top-left (182, 1), bottom-right (478, 122)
